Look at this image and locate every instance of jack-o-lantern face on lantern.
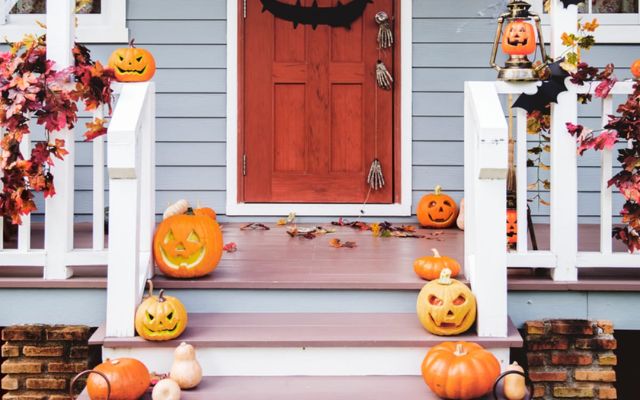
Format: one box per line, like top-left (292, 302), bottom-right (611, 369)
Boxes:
top-left (502, 20), bottom-right (536, 56)
top-left (507, 208), bottom-right (518, 246)
top-left (135, 281), bottom-right (188, 341)
top-left (417, 269), bottom-right (477, 336)
top-left (153, 213), bottom-right (223, 278)
top-left (108, 40), bottom-right (156, 82)
top-left (417, 186), bottom-right (459, 229)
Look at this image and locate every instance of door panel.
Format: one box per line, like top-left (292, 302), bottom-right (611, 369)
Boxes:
top-left (242, 0), bottom-right (396, 203)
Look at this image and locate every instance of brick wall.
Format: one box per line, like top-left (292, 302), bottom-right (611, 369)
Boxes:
top-left (1, 325), bottom-right (94, 400)
top-left (524, 319), bottom-right (617, 399)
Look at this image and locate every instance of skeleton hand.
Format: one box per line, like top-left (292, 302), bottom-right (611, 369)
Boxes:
top-left (367, 159), bottom-right (385, 191)
top-left (375, 11), bottom-right (394, 49)
top-left (376, 61), bottom-right (393, 90)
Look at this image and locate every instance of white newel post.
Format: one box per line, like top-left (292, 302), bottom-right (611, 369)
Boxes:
top-left (44, 0), bottom-right (75, 279)
top-left (464, 82), bottom-right (509, 337)
top-left (549, 0), bottom-right (579, 281)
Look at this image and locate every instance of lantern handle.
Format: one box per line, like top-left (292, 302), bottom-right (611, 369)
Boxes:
top-left (490, 13), bottom-right (509, 73)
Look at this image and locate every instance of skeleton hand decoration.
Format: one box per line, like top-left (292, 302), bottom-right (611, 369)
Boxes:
top-left (375, 11), bottom-right (393, 49)
top-left (367, 158), bottom-right (385, 191)
top-left (376, 60), bottom-right (393, 90)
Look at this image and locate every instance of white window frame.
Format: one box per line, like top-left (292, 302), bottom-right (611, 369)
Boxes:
top-left (0, 0), bottom-right (128, 43)
top-left (531, 0), bottom-right (640, 43)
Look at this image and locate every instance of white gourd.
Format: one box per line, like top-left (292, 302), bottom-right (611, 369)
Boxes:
top-left (163, 199), bottom-right (189, 220)
top-left (152, 379), bottom-right (181, 400)
top-left (456, 198), bottom-right (465, 230)
top-left (169, 342), bottom-right (203, 389)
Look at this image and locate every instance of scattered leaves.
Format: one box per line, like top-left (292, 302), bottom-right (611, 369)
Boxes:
top-left (223, 242), bottom-right (238, 252)
top-left (329, 238), bottom-right (357, 248)
top-left (240, 223), bottom-right (270, 230)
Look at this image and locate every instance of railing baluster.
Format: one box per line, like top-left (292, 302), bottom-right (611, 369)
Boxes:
top-left (515, 107), bottom-right (528, 253)
top-left (92, 108), bottom-right (105, 251)
top-left (18, 134), bottom-right (31, 251)
top-left (600, 96), bottom-right (613, 255)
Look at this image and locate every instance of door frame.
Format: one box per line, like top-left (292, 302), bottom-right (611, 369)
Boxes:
top-left (225, 0), bottom-right (412, 216)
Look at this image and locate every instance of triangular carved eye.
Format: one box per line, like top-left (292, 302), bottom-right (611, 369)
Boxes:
top-left (453, 295), bottom-right (466, 306)
top-left (164, 230), bottom-right (175, 245)
top-left (428, 295), bottom-right (444, 306)
top-left (167, 312), bottom-right (174, 320)
top-left (186, 231), bottom-right (200, 243)
top-left (146, 312), bottom-right (155, 321)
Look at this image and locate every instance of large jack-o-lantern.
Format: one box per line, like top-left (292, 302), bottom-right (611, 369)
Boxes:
top-left (417, 269), bottom-right (476, 336)
top-left (153, 211), bottom-right (223, 278)
top-left (108, 39), bottom-right (156, 82)
top-left (417, 185), bottom-right (459, 229)
top-left (135, 281), bottom-right (188, 341)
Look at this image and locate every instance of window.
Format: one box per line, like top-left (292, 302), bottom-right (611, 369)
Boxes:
top-left (0, 0), bottom-right (128, 43)
top-left (532, 0), bottom-right (640, 43)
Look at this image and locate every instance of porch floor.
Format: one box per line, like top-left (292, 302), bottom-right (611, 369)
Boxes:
top-left (0, 222), bottom-right (638, 291)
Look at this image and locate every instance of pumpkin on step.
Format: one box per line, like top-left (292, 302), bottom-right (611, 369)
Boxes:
top-left (170, 342), bottom-right (203, 389)
top-left (416, 268), bottom-right (476, 336)
top-left (416, 186), bottom-right (459, 229)
top-left (422, 341), bottom-right (501, 400)
top-left (193, 207), bottom-right (217, 221)
top-left (152, 379), bottom-right (181, 400)
top-left (108, 39), bottom-right (156, 82)
top-left (84, 358), bottom-right (150, 400)
top-left (135, 280), bottom-right (188, 341)
top-left (413, 248), bottom-right (461, 281)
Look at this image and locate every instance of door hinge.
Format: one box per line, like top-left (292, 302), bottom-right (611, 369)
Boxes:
top-left (242, 153), bottom-right (247, 176)
top-left (243, 0), bottom-right (247, 18)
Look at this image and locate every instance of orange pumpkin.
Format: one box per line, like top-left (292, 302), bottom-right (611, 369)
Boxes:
top-left (108, 39), bottom-right (156, 82)
top-left (502, 20), bottom-right (536, 56)
top-left (153, 213), bottom-right (223, 278)
top-left (193, 207), bottom-right (217, 220)
top-left (86, 358), bottom-right (150, 400)
top-left (421, 342), bottom-right (501, 400)
top-left (507, 208), bottom-right (518, 246)
top-left (414, 248), bottom-right (461, 281)
top-left (417, 186), bottom-right (459, 229)
top-left (631, 59), bottom-right (640, 79)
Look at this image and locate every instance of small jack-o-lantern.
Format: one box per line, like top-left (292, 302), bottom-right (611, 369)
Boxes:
top-left (417, 185), bottom-right (459, 229)
top-left (502, 20), bottom-right (536, 56)
top-left (417, 268), bottom-right (476, 336)
top-left (108, 39), bottom-right (156, 82)
top-left (507, 208), bottom-right (518, 247)
top-left (153, 211), bottom-right (223, 278)
top-left (135, 280), bottom-right (188, 341)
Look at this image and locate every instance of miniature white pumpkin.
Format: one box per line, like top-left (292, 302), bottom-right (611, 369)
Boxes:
top-left (456, 198), bottom-right (465, 230)
top-left (163, 199), bottom-right (189, 220)
top-left (169, 342), bottom-right (203, 389)
top-left (152, 379), bottom-right (181, 400)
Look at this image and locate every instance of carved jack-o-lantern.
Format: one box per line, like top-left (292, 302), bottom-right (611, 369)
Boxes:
top-left (153, 213), bottom-right (223, 278)
top-left (417, 186), bottom-right (459, 229)
top-left (507, 208), bottom-right (518, 246)
top-left (502, 20), bottom-right (536, 56)
top-left (135, 281), bottom-right (188, 341)
top-left (108, 39), bottom-right (156, 82)
top-left (417, 269), bottom-right (477, 336)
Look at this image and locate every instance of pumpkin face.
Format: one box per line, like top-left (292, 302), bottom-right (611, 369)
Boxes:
top-left (417, 186), bottom-right (459, 228)
top-left (631, 59), bottom-right (640, 79)
top-left (108, 40), bottom-right (156, 82)
top-left (414, 248), bottom-right (461, 281)
top-left (86, 358), bottom-right (150, 400)
top-left (421, 342), bottom-right (501, 400)
top-left (417, 269), bottom-right (476, 336)
top-left (507, 208), bottom-right (518, 246)
top-left (135, 282), bottom-right (188, 341)
top-left (502, 20), bottom-right (536, 56)
top-left (153, 213), bottom-right (223, 278)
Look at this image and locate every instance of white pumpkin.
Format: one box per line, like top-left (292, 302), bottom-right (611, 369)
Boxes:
top-left (456, 198), bottom-right (465, 230)
top-left (169, 342), bottom-right (203, 389)
top-left (163, 199), bottom-right (189, 220)
top-left (152, 379), bottom-right (181, 400)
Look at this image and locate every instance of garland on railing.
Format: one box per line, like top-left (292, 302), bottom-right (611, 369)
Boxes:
top-left (0, 33), bottom-right (114, 224)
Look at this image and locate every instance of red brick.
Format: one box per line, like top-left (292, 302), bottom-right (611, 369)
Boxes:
top-left (527, 353), bottom-right (546, 366)
top-left (25, 378), bottom-right (67, 390)
top-left (1, 325), bottom-right (43, 341)
top-left (1, 375), bottom-right (19, 391)
top-left (1, 343), bottom-right (20, 357)
top-left (553, 385), bottom-right (595, 398)
top-left (1, 360), bottom-right (42, 374)
top-left (47, 361), bottom-right (88, 373)
top-left (45, 326), bottom-right (89, 341)
top-left (22, 345), bottom-right (64, 357)
top-left (599, 353), bottom-right (618, 366)
top-left (2, 393), bottom-right (48, 400)
top-left (597, 320), bottom-right (614, 334)
top-left (574, 369), bottom-right (616, 382)
top-left (69, 345), bottom-right (89, 359)
top-left (527, 336), bottom-right (569, 351)
top-left (529, 370), bottom-right (567, 382)
top-left (533, 384), bottom-right (546, 398)
top-left (525, 320), bottom-right (546, 335)
top-left (551, 352), bottom-right (593, 366)
top-left (599, 386), bottom-right (617, 399)
top-left (595, 338), bottom-right (617, 350)
top-left (574, 338), bottom-right (594, 349)
top-left (550, 320), bottom-right (594, 335)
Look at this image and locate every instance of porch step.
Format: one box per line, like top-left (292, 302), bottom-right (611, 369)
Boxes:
top-left (77, 375), bottom-right (447, 399)
top-left (90, 313), bottom-right (521, 376)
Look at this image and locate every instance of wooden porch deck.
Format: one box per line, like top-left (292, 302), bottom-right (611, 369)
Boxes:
top-left (0, 222), bottom-right (637, 291)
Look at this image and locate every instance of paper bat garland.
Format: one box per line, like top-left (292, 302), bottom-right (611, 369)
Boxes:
top-left (512, 61), bottom-right (570, 114)
top-left (259, 0), bottom-right (372, 29)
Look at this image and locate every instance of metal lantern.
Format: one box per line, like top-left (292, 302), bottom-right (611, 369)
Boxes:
top-left (490, 0), bottom-right (548, 81)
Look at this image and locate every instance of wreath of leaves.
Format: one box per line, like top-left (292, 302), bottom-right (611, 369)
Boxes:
top-left (0, 33), bottom-right (114, 225)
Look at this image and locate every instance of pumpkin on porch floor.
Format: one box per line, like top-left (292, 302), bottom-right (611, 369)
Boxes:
top-left (416, 185), bottom-right (459, 229)
top-left (84, 358), bottom-right (151, 400)
top-left (416, 268), bottom-right (476, 336)
top-left (135, 280), bottom-right (188, 341)
top-left (108, 39), bottom-right (156, 82)
top-left (421, 341), bottom-right (500, 400)
top-left (413, 248), bottom-right (461, 281)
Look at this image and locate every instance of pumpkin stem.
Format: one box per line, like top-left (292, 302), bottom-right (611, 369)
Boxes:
top-left (146, 280), bottom-right (154, 298)
top-left (431, 248), bottom-right (441, 258)
top-left (438, 268), bottom-right (452, 285)
top-left (454, 343), bottom-right (467, 357)
top-left (158, 289), bottom-right (166, 302)
top-left (129, 38), bottom-right (136, 47)
top-left (434, 185), bottom-right (442, 195)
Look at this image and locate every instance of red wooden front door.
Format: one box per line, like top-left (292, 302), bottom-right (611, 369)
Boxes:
top-left (241, 0), bottom-right (397, 203)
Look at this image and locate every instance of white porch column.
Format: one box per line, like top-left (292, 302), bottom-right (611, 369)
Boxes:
top-left (44, 0), bottom-right (75, 279)
top-left (549, 0), bottom-right (579, 281)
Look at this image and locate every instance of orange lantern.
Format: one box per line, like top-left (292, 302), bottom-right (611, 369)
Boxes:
top-left (502, 20), bottom-right (537, 56)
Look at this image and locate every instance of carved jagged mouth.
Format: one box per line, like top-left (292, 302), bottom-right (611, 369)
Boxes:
top-left (117, 65), bottom-right (147, 75)
top-left (160, 246), bottom-right (206, 270)
top-left (143, 323), bottom-right (180, 335)
top-left (429, 311), bottom-right (472, 329)
top-left (428, 214), bottom-right (450, 223)
top-left (508, 38), bottom-right (528, 46)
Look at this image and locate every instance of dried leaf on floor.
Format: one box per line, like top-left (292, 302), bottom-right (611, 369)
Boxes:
top-left (223, 242), bottom-right (238, 252)
top-left (240, 223), bottom-right (270, 230)
top-left (329, 238), bottom-right (357, 248)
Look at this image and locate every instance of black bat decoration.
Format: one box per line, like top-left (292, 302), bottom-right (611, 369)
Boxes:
top-left (560, 0), bottom-right (585, 8)
top-left (512, 61), bottom-right (570, 114)
top-left (259, 0), bottom-right (373, 29)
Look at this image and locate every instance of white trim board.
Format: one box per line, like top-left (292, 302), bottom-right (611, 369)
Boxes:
top-left (225, 0), bottom-right (413, 216)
